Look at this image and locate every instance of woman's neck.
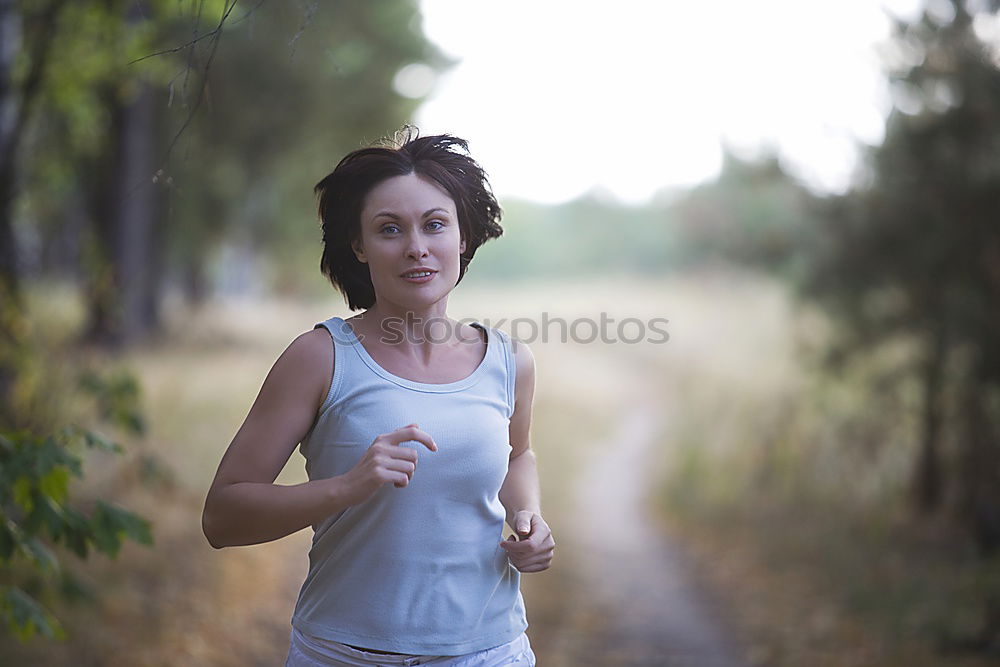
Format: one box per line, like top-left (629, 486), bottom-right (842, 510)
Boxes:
top-left (354, 300), bottom-right (463, 346)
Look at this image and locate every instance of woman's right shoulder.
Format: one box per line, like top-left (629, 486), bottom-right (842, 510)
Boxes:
top-left (284, 326), bottom-right (336, 371)
top-left (264, 326), bottom-right (336, 407)
top-left (295, 325), bottom-right (334, 346)
top-left (295, 323), bottom-right (337, 346)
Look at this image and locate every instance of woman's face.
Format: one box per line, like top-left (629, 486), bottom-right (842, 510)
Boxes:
top-left (353, 172), bottom-right (466, 311)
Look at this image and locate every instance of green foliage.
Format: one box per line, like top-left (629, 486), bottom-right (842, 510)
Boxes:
top-left (671, 150), bottom-right (820, 281)
top-left (793, 0), bottom-right (1000, 560)
top-left (15, 0), bottom-right (448, 310)
top-left (0, 587), bottom-right (64, 642)
top-left (798, 3), bottom-right (1000, 361)
top-left (0, 369), bottom-right (153, 642)
top-left (160, 0), bottom-right (452, 296)
top-left (78, 369), bottom-right (146, 437)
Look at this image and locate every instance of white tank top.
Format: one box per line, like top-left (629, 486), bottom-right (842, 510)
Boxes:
top-left (290, 316), bottom-right (528, 655)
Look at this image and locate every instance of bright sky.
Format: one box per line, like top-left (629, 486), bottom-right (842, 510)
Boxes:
top-left (407, 0), bottom-right (925, 205)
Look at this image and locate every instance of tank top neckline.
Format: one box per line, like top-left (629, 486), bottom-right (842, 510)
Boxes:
top-left (331, 316), bottom-right (493, 393)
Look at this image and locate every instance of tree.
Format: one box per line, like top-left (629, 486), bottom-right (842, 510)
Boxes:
top-left (672, 149), bottom-right (819, 277)
top-left (163, 1), bottom-right (450, 302)
top-left (800, 0), bottom-right (1000, 552)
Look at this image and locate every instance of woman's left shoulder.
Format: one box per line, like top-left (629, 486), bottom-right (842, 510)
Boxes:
top-left (509, 335), bottom-right (536, 383)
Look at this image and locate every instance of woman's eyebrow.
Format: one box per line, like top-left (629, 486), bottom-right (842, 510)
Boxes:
top-left (371, 207), bottom-right (450, 221)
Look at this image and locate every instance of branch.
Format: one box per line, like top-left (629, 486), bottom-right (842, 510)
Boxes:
top-left (287, 0), bottom-right (318, 61)
top-left (160, 0), bottom-right (237, 162)
top-left (127, 0), bottom-right (264, 66)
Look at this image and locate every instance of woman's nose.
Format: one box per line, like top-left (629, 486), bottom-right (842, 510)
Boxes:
top-left (405, 231), bottom-right (429, 258)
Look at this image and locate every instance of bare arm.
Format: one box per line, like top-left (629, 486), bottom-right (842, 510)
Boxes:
top-left (498, 340), bottom-right (541, 525)
top-left (498, 339), bottom-right (554, 572)
top-left (201, 328), bottom-right (341, 548)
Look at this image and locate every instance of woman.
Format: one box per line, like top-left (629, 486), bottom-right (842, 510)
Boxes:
top-left (201, 129), bottom-right (554, 666)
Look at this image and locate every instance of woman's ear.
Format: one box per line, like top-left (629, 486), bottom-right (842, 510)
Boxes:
top-left (459, 238), bottom-right (467, 254)
top-left (352, 239), bottom-right (367, 263)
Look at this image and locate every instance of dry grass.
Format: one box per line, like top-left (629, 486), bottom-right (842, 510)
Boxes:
top-left (3, 270), bottom-right (994, 666)
top-left (646, 271), bottom-right (999, 667)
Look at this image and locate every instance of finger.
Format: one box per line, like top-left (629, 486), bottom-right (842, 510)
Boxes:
top-left (385, 425), bottom-right (438, 452)
top-left (510, 551), bottom-right (553, 567)
top-left (389, 470), bottom-right (410, 488)
top-left (383, 458), bottom-right (417, 479)
top-left (526, 527), bottom-right (553, 546)
top-left (515, 512), bottom-right (532, 536)
top-left (511, 527), bottom-right (546, 549)
top-left (499, 539), bottom-right (534, 553)
top-left (383, 444), bottom-right (420, 464)
top-left (502, 539), bottom-right (555, 559)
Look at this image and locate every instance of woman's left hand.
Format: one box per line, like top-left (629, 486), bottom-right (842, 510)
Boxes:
top-left (499, 511), bottom-right (554, 573)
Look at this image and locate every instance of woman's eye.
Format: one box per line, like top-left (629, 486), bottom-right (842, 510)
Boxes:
top-left (379, 220), bottom-right (444, 234)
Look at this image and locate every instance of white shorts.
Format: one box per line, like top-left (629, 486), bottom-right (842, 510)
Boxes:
top-left (284, 626), bottom-right (536, 667)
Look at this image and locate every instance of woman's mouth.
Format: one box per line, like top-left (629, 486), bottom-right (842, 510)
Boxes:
top-left (401, 270), bottom-right (437, 284)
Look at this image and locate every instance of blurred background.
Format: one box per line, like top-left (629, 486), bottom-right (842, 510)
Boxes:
top-left (2, 0), bottom-right (1000, 665)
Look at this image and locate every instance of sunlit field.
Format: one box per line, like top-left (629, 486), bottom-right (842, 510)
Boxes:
top-left (1, 270), bottom-right (994, 666)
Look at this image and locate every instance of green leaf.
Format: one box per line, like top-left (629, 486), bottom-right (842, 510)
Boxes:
top-left (120, 412), bottom-right (146, 437)
top-left (12, 477), bottom-right (33, 514)
top-left (20, 538), bottom-right (59, 574)
top-left (0, 586), bottom-right (66, 642)
top-left (89, 502), bottom-right (154, 558)
top-left (38, 467), bottom-right (70, 505)
top-left (38, 496), bottom-right (67, 542)
top-left (81, 430), bottom-right (123, 454)
top-left (40, 436), bottom-right (82, 479)
top-left (89, 504), bottom-right (119, 557)
top-left (114, 507), bottom-right (154, 547)
top-left (57, 570), bottom-right (94, 605)
top-left (61, 507), bottom-right (90, 559)
top-left (0, 517), bottom-right (18, 561)
top-left (77, 368), bottom-right (145, 436)
top-left (0, 433), bottom-right (13, 456)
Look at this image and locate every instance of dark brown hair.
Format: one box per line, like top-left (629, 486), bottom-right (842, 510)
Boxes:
top-left (315, 127), bottom-right (503, 310)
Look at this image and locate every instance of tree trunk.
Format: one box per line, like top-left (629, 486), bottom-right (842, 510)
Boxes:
top-left (912, 321), bottom-right (946, 514)
top-left (82, 87), bottom-right (125, 348)
top-left (0, 0), bottom-right (64, 425)
top-left (81, 0), bottom-right (164, 348)
top-left (83, 79), bottom-right (164, 348)
top-left (117, 77), bottom-right (161, 343)
top-left (0, 0), bottom-right (23, 302)
top-left (957, 367), bottom-right (1000, 556)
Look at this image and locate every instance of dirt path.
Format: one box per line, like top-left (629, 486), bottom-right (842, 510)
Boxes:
top-left (535, 352), bottom-right (747, 666)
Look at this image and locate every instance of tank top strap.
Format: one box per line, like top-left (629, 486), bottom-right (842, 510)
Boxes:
top-left (312, 316), bottom-right (356, 416)
top-left (491, 326), bottom-right (517, 419)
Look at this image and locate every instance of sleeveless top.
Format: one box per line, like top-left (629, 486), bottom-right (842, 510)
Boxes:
top-left (289, 316), bottom-right (528, 655)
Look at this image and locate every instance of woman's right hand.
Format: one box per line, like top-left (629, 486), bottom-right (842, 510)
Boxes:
top-left (340, 423), bottom-right (438, 505)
